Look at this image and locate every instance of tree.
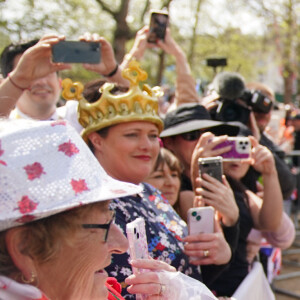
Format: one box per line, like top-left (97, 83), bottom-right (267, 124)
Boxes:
top-left (0, 0), bottom-right (108, 42)
top-left (0, 0), bottom-right (276, 90)
top-left (230, 0), bottom-right (300, 104)
top-left (95, 0), bottom-right (173, 85)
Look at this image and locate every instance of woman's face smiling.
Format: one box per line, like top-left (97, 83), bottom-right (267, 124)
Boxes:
top-left (93, 121), bottom-right (160, 184)
top-left (146, 162), bottom-right (181, 206)
top-left (36, 202), bottom-right (128, 300)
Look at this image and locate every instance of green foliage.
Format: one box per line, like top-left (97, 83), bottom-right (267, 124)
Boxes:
top-left (0, 0), bottom-right (284, 92)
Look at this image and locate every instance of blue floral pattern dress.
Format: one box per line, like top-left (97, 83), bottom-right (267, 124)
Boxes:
top-left (105, 182), bottom-right (202, 299)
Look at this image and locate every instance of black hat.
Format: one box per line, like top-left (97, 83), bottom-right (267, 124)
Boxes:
top-left (160, 103), bottom-right (240, 138)
top-left (212, 71), bottom-right (245, 100)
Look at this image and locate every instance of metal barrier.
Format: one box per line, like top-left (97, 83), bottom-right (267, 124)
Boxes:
top-left (272, 151), bottom-right (300, 298)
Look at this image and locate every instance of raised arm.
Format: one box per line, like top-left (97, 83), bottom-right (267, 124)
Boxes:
top-left (247, 136), bottom-right (283, 231)
top-left (120, 26), bottom-right (151, 70)
top-left (157, 28), bottom-right (200, 108)
top-left (0, 35), bottom-right (71, 117)
top-left (80, 33), bottom-right (129, 87)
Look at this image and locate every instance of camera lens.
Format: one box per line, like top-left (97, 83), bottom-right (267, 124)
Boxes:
top-left (214, 100), bottom-right (251, 125)
top-left (222, 103), bottom-right (242, 122)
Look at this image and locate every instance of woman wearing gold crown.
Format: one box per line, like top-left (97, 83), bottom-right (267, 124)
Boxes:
top-left (68, 60), bottom-right (233, 299)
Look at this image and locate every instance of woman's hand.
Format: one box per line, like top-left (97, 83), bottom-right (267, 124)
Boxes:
top-left (183, 219), bottom-right (232, 265)
top-left (194, 174), bottom-right (239, 227)
top-left (125, 259), bottom-right (176, 297)
top-left (249, 136), bottom-right (276, 176)
top-left (190, 132), bottom-right (231, 189)
top-left (10, 34), bottom-right (71, 89)
top-left (156, 28), bottom-right (181, 56)
top-left (79, 33), bottom-right (117, 76)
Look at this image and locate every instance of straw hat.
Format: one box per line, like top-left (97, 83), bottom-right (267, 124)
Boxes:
top-left (0, 119), bottom-right (141, 231)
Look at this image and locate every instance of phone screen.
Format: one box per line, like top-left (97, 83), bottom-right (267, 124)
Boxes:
top-left (147, 11), bottom-right (169, 43)
top-left (52, 41), bottom-right (101, 64)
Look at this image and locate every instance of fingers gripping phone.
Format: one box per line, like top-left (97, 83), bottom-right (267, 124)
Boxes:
top-left (52, 40), bottom-right (101, 64)
top-left (198, 156), bottom-right (223, 183)
top-left (126, 218), bottom-right (149, 300)
top-left (147, 10), bottom-right (169, 43)
top-left (213, 137), bottom-right (251, 161)
top-left (126, 218), bottom-right (149, 269)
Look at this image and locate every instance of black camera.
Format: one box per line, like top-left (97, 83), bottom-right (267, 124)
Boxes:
top-left (211, 100), bottom-right (251, 125)
top-left (241, 90), bottom-right (273, 114)
top-left (210, 89), bottom-right (273, 125)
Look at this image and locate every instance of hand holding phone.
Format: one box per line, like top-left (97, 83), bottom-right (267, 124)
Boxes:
top-left (52, 40), bottom-right (101, 64)
top-left (198, 156), bottom-right (223, 182)
top-left (126, 218), bottom-right (149, 300)
top-left (147, 10), bottom-right (169, 43)
top-left (126, 218), bottom-right (149, 267)
top-left (213, 137), bottom-right (251, 161)
top-left (187, 206), bottom-right (215, 261)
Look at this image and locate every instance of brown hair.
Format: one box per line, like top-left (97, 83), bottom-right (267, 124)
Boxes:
top-left (153, 148), bottom-right (183, 212)
top-left (0, 201), bottom-right (107, 277)
top-left (83, 79), bottom-right (129, 103)
top-left (84, 79), bottom-right (128, 152)
top-left (154, 148), bottom-right (183, 175)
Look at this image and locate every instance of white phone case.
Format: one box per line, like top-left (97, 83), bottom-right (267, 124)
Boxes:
top-left (188, 206), bottom-right (215, 235)
top-left (126, 218), bottom-right (149, 300)
top-left (213, 137), bottom-right (251, 161)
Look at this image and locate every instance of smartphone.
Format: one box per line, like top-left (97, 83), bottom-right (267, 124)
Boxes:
top-left (188, 206), bottom-right (215, 235)
top-left (188, 206), bottom-right (214, 261)
top-left (52, 40), bottom-right (101, 64)
top-left (126, 218), bottom-right (148, 300)
top-left (126, 218), bottom-right (149, 268)
top-left (198, 156), bottom-right (223, 182)
top-left (213, 137), bottom-right (251, 161)
top-left (147, 10), bottom-right (169, 43)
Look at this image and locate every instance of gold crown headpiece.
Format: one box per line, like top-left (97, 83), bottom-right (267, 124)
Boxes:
top-left (61, 60), bottom-right (164, 141)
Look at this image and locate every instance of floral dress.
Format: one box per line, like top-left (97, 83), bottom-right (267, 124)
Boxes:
top-left (105, 182), bottom-right (202, 299)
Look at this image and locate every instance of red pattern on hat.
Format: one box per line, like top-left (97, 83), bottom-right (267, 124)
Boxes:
top-left (24, 162), bottom-right (45, 180)
top-left (16, 214), bottom-right (36, 224)
top-left (17, 196), bottom-right (38, 214)
top-left (71, 179), bottom-right (89, 194)
top-left (0, 141), bottom-right (6, 166)
top-left (58, 140), bottom-right (79, 157)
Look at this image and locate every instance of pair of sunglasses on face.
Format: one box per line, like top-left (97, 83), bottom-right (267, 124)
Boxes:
top-left (179, 129), bottom-right (206, 141)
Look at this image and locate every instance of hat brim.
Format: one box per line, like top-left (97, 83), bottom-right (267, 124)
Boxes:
top-left (160, 120), bottom-right (239, 137)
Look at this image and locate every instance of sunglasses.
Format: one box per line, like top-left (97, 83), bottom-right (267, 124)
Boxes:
top-left (82, 210), bottom-right (115, 242)
top-left (179, 130), bottom-right (205, 141)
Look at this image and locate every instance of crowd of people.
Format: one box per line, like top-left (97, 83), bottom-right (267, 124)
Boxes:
top-left (0, 23), bottom-right (298, 300)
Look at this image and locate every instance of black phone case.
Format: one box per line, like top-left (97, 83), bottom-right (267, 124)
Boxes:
top-left (198, 157), bottom-right (223, 182)
top-left (147, 12), bottom-right (168, 43)
top-left (52, 41), bottom-right (101, 64)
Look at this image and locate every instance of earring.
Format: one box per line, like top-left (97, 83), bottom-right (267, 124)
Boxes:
top-left (21, 271), bottom-right (36, 284)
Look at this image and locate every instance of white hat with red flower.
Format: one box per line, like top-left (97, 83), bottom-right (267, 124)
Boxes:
top-left (0, 119), bottom-right (142, 231)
